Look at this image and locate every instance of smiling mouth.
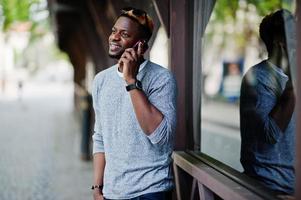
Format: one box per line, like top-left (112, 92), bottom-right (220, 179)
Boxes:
top-left (109, 43), bottom-right (122, 51)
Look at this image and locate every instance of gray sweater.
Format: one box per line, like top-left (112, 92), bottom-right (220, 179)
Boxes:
top-left (92, 60), bottom-right (177, 199)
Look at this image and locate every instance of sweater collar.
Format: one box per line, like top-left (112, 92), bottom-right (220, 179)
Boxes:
top-left (266, 60), bottom-right (288, 79)
top-left (117, 60), bottom-right (148, 78)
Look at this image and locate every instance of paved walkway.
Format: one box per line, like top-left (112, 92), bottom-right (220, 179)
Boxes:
top-left (0, 81), bottom-right (93, 200)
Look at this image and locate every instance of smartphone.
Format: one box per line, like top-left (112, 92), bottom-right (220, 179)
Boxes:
top-left (133, 40), bottom-right (148, 52)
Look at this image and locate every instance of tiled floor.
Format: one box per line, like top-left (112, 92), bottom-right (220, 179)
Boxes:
top-left (0, 81), bottom-right (93, 200)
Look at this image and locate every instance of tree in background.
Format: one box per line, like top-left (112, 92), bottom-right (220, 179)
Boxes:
top-left (0, 0), bottom-right (67, 86)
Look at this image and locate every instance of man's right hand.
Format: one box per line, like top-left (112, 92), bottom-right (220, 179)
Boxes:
top-left (93, 190), bottom-right (104, 200)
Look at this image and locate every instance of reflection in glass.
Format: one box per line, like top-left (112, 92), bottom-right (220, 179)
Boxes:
top-left (201, 0), bottom-right (296, 196)
top-left (221, 62), bottom-right (243, 102)
top-left (240, 9), bottom-right (296, 195)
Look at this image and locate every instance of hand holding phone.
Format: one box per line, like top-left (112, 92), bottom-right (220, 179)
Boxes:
top-left (118, 40), bottom-right (147, 80)
top-left (132, 40), bottom-right (148, 53)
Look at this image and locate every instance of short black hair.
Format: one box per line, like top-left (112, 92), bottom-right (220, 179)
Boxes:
top-left (259, 9), bottom-right (294, 55)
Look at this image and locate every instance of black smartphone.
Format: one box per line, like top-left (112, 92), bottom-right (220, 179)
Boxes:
top-left (133, 40), bottom-right (148, 52)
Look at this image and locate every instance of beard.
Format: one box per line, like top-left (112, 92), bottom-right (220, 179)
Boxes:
top-left (108, 41), bottom-right (128, 59)
top-left (108, 53), bottom-right (122, 59)
top-left (108, 47), bottom-right (126, 59)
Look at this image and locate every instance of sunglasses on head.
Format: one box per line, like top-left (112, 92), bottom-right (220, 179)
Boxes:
top-left (121, 7), bottom-right (147, 17)
top-left (120, 7), bottom-right (153, 34)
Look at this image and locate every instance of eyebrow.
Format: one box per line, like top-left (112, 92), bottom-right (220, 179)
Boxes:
top-left (112, 26), bottom-right (128, 32)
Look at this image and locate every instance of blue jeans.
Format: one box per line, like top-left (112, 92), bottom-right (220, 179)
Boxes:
top-left (104, 191), bottom-right (172, 200)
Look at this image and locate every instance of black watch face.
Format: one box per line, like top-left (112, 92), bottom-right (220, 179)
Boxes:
top-left (136, 81), bottom-right (142, 90)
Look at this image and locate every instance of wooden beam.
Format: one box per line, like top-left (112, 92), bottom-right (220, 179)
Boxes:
top-left (85, 0), bottom-right (115, 71)
top-left (80, 12), bottom-right (111, 72)
top-left (152, 0), bottom-right (170, 37)
top-left (173, 152), bottom-right (268, 200)
top-left (108, 0), bottom-right (130, 17)
top-left (173, 160), bottom-right (194, 200)
top-left (87, 0), bottom-right (112, 46)
top-left (66, 29), bottom-right (87, 86)
top-left (170, 0), bottom-right (194, 150)
top-left (198, 182), bottom-right (214, 200)
top-left (173, 162), bottom-right (182, 200)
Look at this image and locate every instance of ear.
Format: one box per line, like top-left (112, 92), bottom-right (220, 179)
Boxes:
top-left (143, 43), bottom-right (149, 52)
top-left (140, 40), bottom-right (149, 54)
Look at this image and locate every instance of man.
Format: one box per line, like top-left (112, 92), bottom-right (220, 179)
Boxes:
top-left (91, 7), bottom-right (177, 200)
top-left (240, 9), bottom-right (296, 195)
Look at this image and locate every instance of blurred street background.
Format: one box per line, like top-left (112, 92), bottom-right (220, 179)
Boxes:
top-left (0, 80), bottom-right (93, 200)
top-left (0, 1), bottom-right (93, 199)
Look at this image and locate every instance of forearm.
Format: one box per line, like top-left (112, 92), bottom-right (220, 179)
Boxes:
top-left (93, 152), bottom-right (106, 185)
top-left (129, 89), bottom-right (163, 135)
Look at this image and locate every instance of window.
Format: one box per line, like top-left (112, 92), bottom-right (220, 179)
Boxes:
top-left (201, 0), bottom-right (297, 194)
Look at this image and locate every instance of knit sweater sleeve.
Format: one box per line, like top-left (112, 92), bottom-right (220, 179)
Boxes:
top-left (146, 71), bottom-right (178, 145)
top-left (92, 74), bottom-right (105, 154)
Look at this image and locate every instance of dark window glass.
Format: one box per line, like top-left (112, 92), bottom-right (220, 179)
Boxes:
top-left (201, 0), bottom-right (296, 195)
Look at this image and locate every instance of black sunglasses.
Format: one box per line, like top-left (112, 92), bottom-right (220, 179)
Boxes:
top-left (120, 7), bottom-right (151, 33)
top-left (122, 7), bottom-right (146, 17)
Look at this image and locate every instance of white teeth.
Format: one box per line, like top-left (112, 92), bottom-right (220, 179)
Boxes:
top-left (110, 43), bottom-right (120, 48)
top-left (110, 43), bottom-right (121, 51)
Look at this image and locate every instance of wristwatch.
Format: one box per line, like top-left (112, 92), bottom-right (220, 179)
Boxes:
top-left (126, 80), bottom-right (142, 91)
top-left (91, 185), bottom-right (103, 194)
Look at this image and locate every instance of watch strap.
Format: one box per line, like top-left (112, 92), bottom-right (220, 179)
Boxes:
top-left (126, 83), bottom-right (137, 91)
top-left (91, 185), bottom-right (103, 191)
top-left (126, 80), bottom-right (142, 91)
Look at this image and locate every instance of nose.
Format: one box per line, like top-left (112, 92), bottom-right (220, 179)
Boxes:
top-left (110, 32), bottom-right (121, 41)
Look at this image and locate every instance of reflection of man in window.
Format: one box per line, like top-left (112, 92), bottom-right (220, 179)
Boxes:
top-left (240, 9), bottom-right (296, 195)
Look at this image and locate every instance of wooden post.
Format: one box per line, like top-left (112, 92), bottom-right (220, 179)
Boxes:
top-left (198, 182), bottom-right (214, 200)
top-left (152, 0), bottom-right (170, 37)
top-left (170, 0), bottom-right (194, 151)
